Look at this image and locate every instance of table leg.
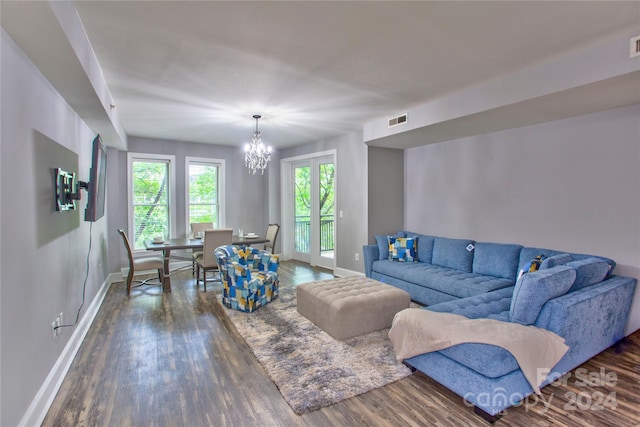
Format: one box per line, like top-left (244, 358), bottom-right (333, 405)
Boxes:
top-left (162, 248), bottom-right (172, 292)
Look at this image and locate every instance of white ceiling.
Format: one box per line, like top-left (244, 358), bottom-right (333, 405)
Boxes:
top-left (47, 1), bottom-right (640, 148)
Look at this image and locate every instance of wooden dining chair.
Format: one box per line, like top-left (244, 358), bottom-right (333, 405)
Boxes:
top-left (195, 228), bottom-right (233, 291)
top-left (190, 222), bottom-right (213, 275)
top-left (264, 223), bottom-right (280, 254)
top-left (118, 229), bottom-right (165, 295)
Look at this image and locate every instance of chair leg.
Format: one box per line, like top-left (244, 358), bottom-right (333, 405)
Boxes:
top-left (192, 259), bottom-right (196, 276)
top-left (158, 269), bottom-right (165, 290)
top-left (203, 268), bottom-right (207, 292)
top-left (196, 264), bottom-right (200, 286)
top-left (126, 270), bottom-right (134, 296)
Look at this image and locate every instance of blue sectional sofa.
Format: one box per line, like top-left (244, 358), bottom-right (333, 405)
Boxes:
top-left (363, 232), bottom-right (636, 420)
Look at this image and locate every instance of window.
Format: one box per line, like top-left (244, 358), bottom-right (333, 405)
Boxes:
top-left (186, 157), bottom-right (225, 230)
top-left (128, 153), bottom-right (176, 250)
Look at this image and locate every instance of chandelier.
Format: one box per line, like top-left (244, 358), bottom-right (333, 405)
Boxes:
top-left (244, 114), bottom-right (272, 175)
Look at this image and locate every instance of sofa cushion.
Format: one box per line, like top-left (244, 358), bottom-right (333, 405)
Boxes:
top-left (439, 342), bottom-right (521, 379)
top-left (372, 261), bottom-right (445, 284)
top-left (388, 236), bottom-right (417, 262)
top-left (432, 237), bottom-right (475, 272)
top-left (426, 270), bottom-right (514, 298)
top-left (372, 260), bottom-right (514, 299)
top-left (405, 232), bottom-right (435, 264)
top-left (566, 258), bottom-right (610, 292)
top-left (472, 242), bottom-right (523, 281)
top-left (427, 286), bottom-right (514, 320)
top-left (427, 287), bottom-right (519, 378)
top-left (519, 248), bottom-right (616, 278)
top-left (374, 235), bottom-right (388, 260)
top-left (509, 265), bottom-right (576, 325)
top-left (375, 232), bottom-right (405, 260)
top-left (540, 253), bottom-right (573, 269)
top-left (569, 254), bottom-right (616, 278)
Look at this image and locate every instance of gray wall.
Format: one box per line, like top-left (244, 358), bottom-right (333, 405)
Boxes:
top-left (1, 31), bottom-right (109, 426)
top-left (107, 136), bottom-right (271, 270)
top-left (368, 147), bottom-right (404, 240)
top-left (279, 131), bottom-right (368, 274)
top-left (404, 104), bottom-right (640, 334)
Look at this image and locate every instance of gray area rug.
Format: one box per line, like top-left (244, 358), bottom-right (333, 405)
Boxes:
top-left (220, 282), bottom-right (413, 414)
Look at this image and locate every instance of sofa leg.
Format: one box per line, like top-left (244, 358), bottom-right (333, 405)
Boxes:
top-left (402, 361), bottom-right (417, 372)
top-left (473, 406), bottom-right (502, 424)
top-left (614, 337), bottom-right (628, 354)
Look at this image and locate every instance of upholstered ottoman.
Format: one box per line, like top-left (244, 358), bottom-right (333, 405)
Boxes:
top-left (296, 276), bottom-right (411, 340)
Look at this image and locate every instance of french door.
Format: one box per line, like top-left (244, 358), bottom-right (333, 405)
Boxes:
top-left (283, 152), bottom-right (336, 270)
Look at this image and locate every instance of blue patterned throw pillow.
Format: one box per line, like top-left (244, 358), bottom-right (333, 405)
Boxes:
top-left (518, 255), bottom-right (545, 279)
top-left (388, 236), bottom-right (417, 262)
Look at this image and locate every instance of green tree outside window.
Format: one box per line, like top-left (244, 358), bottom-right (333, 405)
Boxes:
top-left (132, 160), bottom-right (169, 249)
top-left (188, 163), bottom-right (220, 226)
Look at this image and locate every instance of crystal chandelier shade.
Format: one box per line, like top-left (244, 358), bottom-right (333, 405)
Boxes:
top-left (244, 114), bottom-right (272, 175)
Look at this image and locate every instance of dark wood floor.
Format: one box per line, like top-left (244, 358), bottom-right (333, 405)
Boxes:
top-left (44, 261), bottom-right (640, 426)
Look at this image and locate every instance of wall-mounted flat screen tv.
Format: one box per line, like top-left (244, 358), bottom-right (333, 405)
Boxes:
top-left (84, 135), bottom-right (107, 222)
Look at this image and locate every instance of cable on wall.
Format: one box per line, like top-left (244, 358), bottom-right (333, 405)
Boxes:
top-left (55, 221), bottom-right (92, 331)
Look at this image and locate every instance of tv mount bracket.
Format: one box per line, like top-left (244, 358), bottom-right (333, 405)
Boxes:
top-left (55, 168), bottom-right (88, 211)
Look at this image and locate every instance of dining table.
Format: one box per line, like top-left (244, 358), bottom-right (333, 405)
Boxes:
top-left (144, 234), bottom-right (269, 292)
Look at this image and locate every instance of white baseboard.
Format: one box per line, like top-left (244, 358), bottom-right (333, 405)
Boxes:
top-left (333, 267), bottom-right (365, 278)
top-left (18, 272), bottom-right (118, 427)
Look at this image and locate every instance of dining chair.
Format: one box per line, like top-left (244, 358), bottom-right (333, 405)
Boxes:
top-left (264, 223), bottom-right (280, 254)
top-left (195, 228), bottom-right (233, 291)
top-left (117, 229), bottom-right (165, 295)
top-left (190, 222), bottom-right (214, 275)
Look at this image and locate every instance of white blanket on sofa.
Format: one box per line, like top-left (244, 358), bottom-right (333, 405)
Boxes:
top-left (388, 308), bottom-right (569, 394)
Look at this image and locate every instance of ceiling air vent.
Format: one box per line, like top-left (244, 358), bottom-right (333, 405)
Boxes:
top-left (388, 113), bottom-right (408, 128)
top-left (631, 35), bottom-right (640, 58)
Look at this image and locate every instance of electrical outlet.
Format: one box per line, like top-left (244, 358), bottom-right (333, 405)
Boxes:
top-left (51, 312), bottom-right (63, 339)
top-left (355, 253), bottom-right (360, 261)
top-left (51, 320), bottom-right (58, 339)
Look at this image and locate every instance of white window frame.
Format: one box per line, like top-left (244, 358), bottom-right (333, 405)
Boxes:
top-left (127, 152), bottom-right (177, 252)
top-left (185, 156), bottom-right (226, 231)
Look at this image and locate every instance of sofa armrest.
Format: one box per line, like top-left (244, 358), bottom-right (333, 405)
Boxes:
top-left (535, 276), bottom-right (636, 366)
top-left (363, 244), bottom-right (379, 278)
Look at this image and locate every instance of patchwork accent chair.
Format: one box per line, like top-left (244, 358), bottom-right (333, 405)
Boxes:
top-left (215, 245), bottom-right (280, 312)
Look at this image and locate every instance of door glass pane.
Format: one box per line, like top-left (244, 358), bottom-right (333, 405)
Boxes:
top-left (294, 165), bottom-right (311, 254)
top-left (132, 161), bottom-right (169, 249)
top-left (318, 162), bottom-right (335, 259)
